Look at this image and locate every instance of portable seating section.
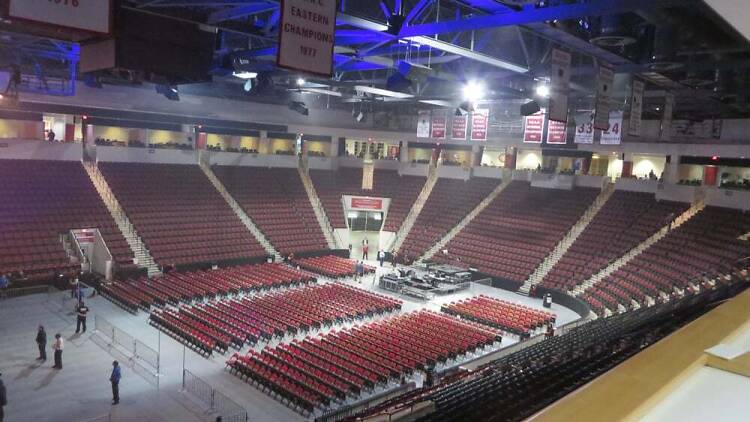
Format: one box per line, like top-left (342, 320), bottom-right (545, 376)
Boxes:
top-left (213, 166), bottom-right (329, 255)
top-left (581, 206), bottom-right (750, 315)
top-left (226, 310), bottom-right (499, 414)
top-left (539, 191), bottom-right (688, 292)
top-left (441, 295), bottom-right (556, 336)
top-left (399, 177), bottom-right (499, 261)
top-left (150, 282), bottom-right (401, 356)
top-left (309, 168), bottom-right (426, 231)
top-left (434, 182), bottom-right (599, 283)
top-left (98, 163), bottom-right (266, 266)
top-left (0, 159), bottom-right (135, 280)
top-left (293, 255), bottom-right (375, 278)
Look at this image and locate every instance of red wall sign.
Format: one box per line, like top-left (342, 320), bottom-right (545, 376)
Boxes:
top-left (546, 119), bottom-right (567, 144)
top-left (431, 115), bottom-right (447, 139)
top-left (351, 197), bottom-right (383, 210)
top-left (523, 112), bottom-right (545, 143)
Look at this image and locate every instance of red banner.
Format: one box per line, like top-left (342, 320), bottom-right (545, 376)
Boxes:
top-left (470, 110), bottom-right (488, 141)
top-left (431, 115), bottom-right (447, 139)
top-left (546, 119), bottom-right (567, 144)
top-left (523, 112), bottom-right (544, 143)
top-left (351, 197), bottom-right (383, 210)
top-left (451, 115), bottom-right (468, 140)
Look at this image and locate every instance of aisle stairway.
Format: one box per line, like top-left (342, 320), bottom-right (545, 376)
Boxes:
top-left (518, 183), bottom-right (615, 295)
top-left (82, 161), bottom-right (161, 277)
top-left (419, 177), bottom-right (512, 262)
top-left (571, 200), bottom-right (706, 296)
top-left (298, 165), bottom-right (337, 249)
top-left (390, 164), bottom-right (439, 252)
top-left (200, 163), bottom-right (282, 261)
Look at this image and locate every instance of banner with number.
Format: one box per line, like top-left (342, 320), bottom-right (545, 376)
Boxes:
top-left (628, 79), bottom-right (644, 136)
top-left (417, 111), bottom-right (431, 138)
top-left (470, 109), bottom-right (489, 141)
top-left (549, 49), bottom-right (572, 123)
top-left (546, 119), bottom-right (567, 144)
top-left (523, 112), bottom-right (545, 143)
top-left (600, 111), bottom-right (624, 145)
top-left (8, 0), bottom-right (112, 34)
top-left (430, 113), bottom-right (447, 139)
top-left (451, 115), bottom-right (468, 140)
top-left (594, 65), bottom-right (614, 130)
top-left (660, 93), bottom-right (674, 141)
top-left (574, 113), bottom-right (594, 144)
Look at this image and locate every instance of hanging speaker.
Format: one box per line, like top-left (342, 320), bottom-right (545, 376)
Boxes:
top-left (520, 100), bottom-right (541, 116)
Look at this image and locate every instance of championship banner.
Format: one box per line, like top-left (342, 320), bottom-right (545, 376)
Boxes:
top-left (574, 113), bottom-right (594, 144)
top-left (8, 0), bottom-right (112, 34)
top-left (549, 49), bottom-right (572, 123)
top-left (470, 109), bottom-right (489, 141)
top-left (660, 93), bottom-right (674, 141)
top-left (523, 111), bottom-right (545, 143)
top-left (430, 113), bottom-right (447, 139)
top-left (628, 79), bottom-right (644, 136)
top-left (417, 111), bottom-right (431, 138)
top-left (277, 0), bottom-right (337, 76)
top-left (451, 115), bottom-right (468, 140)
top-left (593, 65), bottom-right (615, 130)
top-left (350, 197), bottom-right (383, 210)
top-left (546, 119), bottom-right (567, 144)
top-left (600, 111), bottom-right (624, 145)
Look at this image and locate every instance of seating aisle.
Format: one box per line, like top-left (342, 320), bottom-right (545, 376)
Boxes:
top-left (310, 167), bottom-right (426, 232)
top-left (433, 181), bottom-right (599, 285)
top-left (99, 163), bottom-right (266, 267)
top-left (213, 166), bottom-right (329, 255)
top-left (399, 177), bottom-right (499, 262)
top-left (0, 159), bottom-right (135, 281)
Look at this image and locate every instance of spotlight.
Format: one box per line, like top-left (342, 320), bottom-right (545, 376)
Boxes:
top-left (296, 77), bottom-right (306, 86)
top-left (535, 84), bottom-right (550, 98)
top-left (289, 101), bottom-right (309, 116)
top-left (155, 84), bottom-right (179, 101)
top-left (243, 79), bottom-right (253, 92)
top-left (462, 81), bottom-right (484, 102)
top-left (356, 111), bottom-right (366, 122)
top-left (232, 71), bottom-right (258, 80)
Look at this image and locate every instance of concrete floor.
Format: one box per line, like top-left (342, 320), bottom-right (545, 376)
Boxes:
top-left (0, 262), bottom-right (581, 422)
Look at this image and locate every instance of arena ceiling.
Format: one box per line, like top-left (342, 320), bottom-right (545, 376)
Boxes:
top-left (2, 0), bottom-right (750, 119)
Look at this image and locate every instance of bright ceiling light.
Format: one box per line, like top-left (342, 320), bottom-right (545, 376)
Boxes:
top-left (233, 71), bottom-right (258, 80)
top-left (462, 80), bottom-right (484, 102)
top-left (535, 84), bottom-right (550, 97)
top-left (296, 78), bottom-right (306, 86)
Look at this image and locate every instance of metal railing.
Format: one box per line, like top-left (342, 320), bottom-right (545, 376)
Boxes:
top-left (183, 369), bottom-right (248, 422)
top-left (94, 315), bottom-right (161, 379)
top-left (2, 284), bottom-right (55, 299)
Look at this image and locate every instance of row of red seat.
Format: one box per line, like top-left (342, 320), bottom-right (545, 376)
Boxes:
top-left (582, 206), bottom-right (750, 315)
top-left (0, 160), bottom-right (135, 277)
top-left (150, 282), bottom-right (401, 355)
top-left (441, 295), bottom-right (556, 336)
top-left (293, 255), bottom-right (375, 278)
top-left (213, 166), bottom-right (329, 255)
top-left (226, 310), bottom-right (500, 414)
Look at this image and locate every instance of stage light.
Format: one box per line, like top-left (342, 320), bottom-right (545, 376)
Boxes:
top-left (356, 111), bottom-right (366, 122)
top-left (296, 78), bottom-right (306, 86)
top-left (535, 84), bottom-right (550, 98)
top-left (232, 71), bottom-right (258, 80)
top-left (462, 80), bottom-right (484, 102)
top-left (289, 101), bottom-right (309, 116)
top-left (155, 84), bottom-right (180, 101)
top-left (711, 155), bottom-right (718, 161)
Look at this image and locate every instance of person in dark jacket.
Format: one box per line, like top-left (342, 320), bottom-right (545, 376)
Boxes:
top-left (110, 361), bottom-right (121, 404)
top-left (36, 325), bottom-right (47, 361)
top-left (0, 372), bottom-right (6, 422)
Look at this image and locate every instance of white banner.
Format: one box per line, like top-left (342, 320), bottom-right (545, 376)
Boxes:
top-left (574, 113), bottom-right (594, 144)
top-left (594, 65), bottom-right (614, 130)
top-left (277, 0), bottom-right (337, 76)
top-left (600, 111), bottom-right (624, 145)
top-left (628, 79), bottom-right (644, 136)
top-left (417, 111), bottom-right (431, 138)
top-left (660, 93), bottom-right (674, 141)
top-left (549, 49), bottom-right (572, 123)
top-left (8, 0), bottom-right (112, 34)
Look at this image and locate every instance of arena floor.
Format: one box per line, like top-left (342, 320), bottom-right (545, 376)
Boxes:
top-left (0, 262), bottom-right (581, 422)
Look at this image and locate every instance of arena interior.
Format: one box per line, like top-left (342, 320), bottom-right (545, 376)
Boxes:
top-left (2, 1), bottom-right (750, 422)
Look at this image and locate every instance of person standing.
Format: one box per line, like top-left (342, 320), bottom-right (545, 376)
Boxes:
top-left (378, 250), bottom-right (385, 267)
top-left (0, 372), bottom-right (6, 422)
top-left (36, 325), bottom-right (47, 361)
top-left (75, 301), bottom-right (89, 333)
top-left (362, 241), bottom-right (369, 260)
top-left (52, 333), bottom-right (63, 369)
top-left (110, 361), bottom-right (121, 405)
